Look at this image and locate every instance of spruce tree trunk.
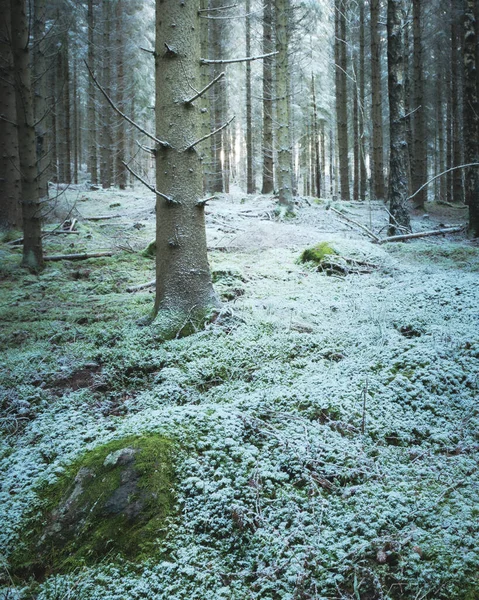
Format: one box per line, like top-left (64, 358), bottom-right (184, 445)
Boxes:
top-left (452, 0), bottom-right (464, 203)
top-left (311, 75), bottom-right (321, 198)
top-left (353, 50), bottom-right (360, 202)
top-left (33, 0), bottom-right (49, 200)
top-left (262, 0), bottom-right (274, 194)
top-left (87, 0), bottom-right (98, 184)
top-left (100, 0), bottom-right (112, 189)
top-left (73, 57), bottom-right (78, 184)
top-left (154, 0), bottom-right (219, 320)
top-left (411, 0), bottom-right (427, 209)
top-left (370, 0), bottom-right (385, 200)
top-left (246, 0), bottom-right (255, 194)
top-left (387, 0), bottom-right (411, 235)
top-left (63, 34), bottom-right (72, 183)
top-left (359, 0), bottom-right (367, 202)
top-left (0, 0), bottom-right (21, 229)
top-left (274, 0), bottom-right (294, 210)
top-left (464, 0), bottom-right (479, 236)
top-left (10, 0), bottom-right (44, 270)
top-left (115, 0), bottom-right (127, 190)
top-left (335, 0), bottom-right (350, 201)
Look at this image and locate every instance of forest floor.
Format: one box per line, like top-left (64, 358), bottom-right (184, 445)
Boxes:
top-left (1, 186), bottom-right (479, 600)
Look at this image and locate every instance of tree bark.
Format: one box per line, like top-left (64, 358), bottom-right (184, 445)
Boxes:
top-left (100, 0), bottom-right (113, 189)
top-left (246, 0), bottom-right (255, 194)
top-left (274, 0), bottom-right (294, 210)
top-left (87, 0), bottom-right (98, 184)
top-left (33, 0), bottom-right (49, 199)
top-left (0, 0), bottom-right (21, 229)
top-left (115, 0), bottom-right (127, 190)
top-left (452, 0), bottom-right (464, 203)
top-left (387, 0), bottom-right (411, 235)
top-left (359, 0), bottom-right (367, 202)
top-left (262, 0), bottom-right (274, 194)
top-left (10, 0), bottom-right (44, 270)
top-left (154, 0), bottom-right (220, 319)
top-left (335, 0), bottom-right (350, 201)
top-left (370, 0), bottom-right (385, 200)
top-left (311, 75), bottom-right (321, 198)
top-left (464, 0), bottom-right (479, 236)
top-left (411, 0), bottom-right (428, 209)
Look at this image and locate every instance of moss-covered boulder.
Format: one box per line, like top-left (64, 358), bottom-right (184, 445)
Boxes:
top-left (299, 242), bottom-right (337, 265)
top-left (11, 434), bottom-right (176, 580)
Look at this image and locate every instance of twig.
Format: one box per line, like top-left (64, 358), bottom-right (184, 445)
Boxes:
top-left (376, 225), bottom-right (465, 244)
top-left (408, 163), bottom-right (479, 201)
top-left (84, 61), bottom-right (169, 148)
top-left (200, 51), bottom-right (278, 65)
top-left (122, 161), bottom-right (177, 204)
top-left (198, 3), bottom-right (237, 11)
top-left (44, 252), bottom-right (113, 261)
top-left (329, 206), bottom-right (380, 242)
top-left (126, 280), bottom-right (156, 293)
top-left (184, 72), bottom-right (225, 104)
top-left (184, 115), bottom-right (235, 151)
top-left (210, 217), bottom-right (245, 231)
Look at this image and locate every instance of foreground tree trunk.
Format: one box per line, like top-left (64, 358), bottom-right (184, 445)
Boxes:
top-left (275, 0), bottom-right (294, 211)
top-left (464, 0), bottom-right (479, 236)
top-left (261, 0), bottom-right (274, 194)
top-left (154, 0), bottom-right (219, 322)
top-left (10, 0), bottom-right (44, 270)
top-left (335, 0), bottom-right (350, 200)
top-left (387, 0), bottom-right (411, 235)
top-left (87, 0), bottom-right (98, 184)
top-left (0, 0), bottom-right (21, 230)
top-left (370, 0), bottom-right (385, 200)
top-left (245, 0), bottom-right (255, 194)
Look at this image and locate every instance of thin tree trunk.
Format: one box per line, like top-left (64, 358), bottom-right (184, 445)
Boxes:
top-left (73, 57), bottom-right (79, 184)
top-left (100, 0), bottom-right (112, 189)
top-left (0, 0), bottom-right (21, 229)
top-left (245, 0), bottom-right (255, 193)
top-left (359, 0), bottom-right (367, 201)
top-left (87, 0), bottom-right (98, 184)
top-left (10, 0), bottom-right (44, 269)
top-left (33, 0), bottom-right (49, 199)
top-left (262, 0), bottom-right (274, 193)
top-left (387, 0), bottom-right (411, 234)
top-left (335, 0), bottom-right (350, 200)
top-left (311, 75), bottom-right (321, 198)
top-left (115, 0), bottom-right (127, 189)
top-left (411, 0), bottom-right (427, 208)
top-left (353, 50), bottom-right (360, 201)
top-left (452, 0), bottom-right (464, 203)
top-left (464, 0), bottom-right (479, 236)
top-left (370, 0), bottom-right (385, 199)
top-left (154, 0), bottom-right (219, 318)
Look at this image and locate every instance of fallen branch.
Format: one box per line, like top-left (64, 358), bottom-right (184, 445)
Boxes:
top-left (329, 207), bottom-right (381, 242)
top-left (85, 214), bottom-right (123, 221)
top-left (44, 252), bottom-right (113, 261)
top-left (7, 230), bottom-right (80, 245)
top-left (376, 226), bottom-right (465, 244)
top-left (126, 280), bottom-right (156, 292)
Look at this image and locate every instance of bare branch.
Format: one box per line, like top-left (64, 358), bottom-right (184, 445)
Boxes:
top-left (184, 72), bottom-right (225, 104)
top-left (329, 206), bottom-right (380, 242)
top-left (140, 46), bottom-right (155, 55)
top-left (198, 3), bottom-right (237, 12)
top-left (196, 195), bottom-right (219, 207)
top-left (84, 61), bottom-right (169, 148)
top-left (408, 163), bottom-right (479, 201)
top-left (122, 161), bottom-right (179, 205)
top-left (136, 140), bottom-right (156, 155)
top-left (200, 51), bottom-right (277, 65)
top-left (184, 116), bottom-right (235, 151)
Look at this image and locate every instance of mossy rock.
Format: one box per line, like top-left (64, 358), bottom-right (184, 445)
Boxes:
top-left (10, 434), bottom-right (176, 580)
top-left (299, 242), bottom-right (338, 265)
top-left (142, 239), bottom-right (156, 258)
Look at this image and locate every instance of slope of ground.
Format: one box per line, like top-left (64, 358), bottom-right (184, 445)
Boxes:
top-left (1, 188), bottom-right (478, 599)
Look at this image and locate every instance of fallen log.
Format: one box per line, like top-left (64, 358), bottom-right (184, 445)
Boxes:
top-left (85, 214), bottom-right (123, 221)
top-left (126, 280), bottom-right (156, 292)
top-left (44, 252), bottom-right (113, 261)
top-left (7, 230), bottom-right (80, 245)
top-left (329, 207), bottom-right (381, 242)
top-left (376, 225), bottom-right (465, 244)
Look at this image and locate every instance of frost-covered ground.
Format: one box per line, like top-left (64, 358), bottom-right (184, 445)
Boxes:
top-left (1, 189), bottom-right (479, 599)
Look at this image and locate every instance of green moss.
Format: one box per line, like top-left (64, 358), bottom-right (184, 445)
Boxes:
top-left (10, 434), bottom-right (176, 580)
top-left (299, 242), bottom-right (338, 265)
top-left (142, 239), bottom-right (156, 258)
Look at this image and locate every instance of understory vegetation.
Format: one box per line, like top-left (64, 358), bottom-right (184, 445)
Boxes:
top-left (1, 192), bottom-right (479, 600)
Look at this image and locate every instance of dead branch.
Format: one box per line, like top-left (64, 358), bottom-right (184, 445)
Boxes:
top-left (196, 195), bottom-right (219, 207)
top-left (408, 163), bottom-right (479, 201)
top-left (376, 226), bottom-right (465, 244)
top-left (184, 115), bottom-right (235, 151)
top-left (200, 51), bottom-right (277, 65)
top-left (126, 280), bottom-right (156, 293)
top-left (7, 230), bottom-right (80, 245)
top-left (184, 72), bottom-right (225, 104)
top-left (122, 161), bottom-right (178, 204)
top-left (44, 252), bottom-right (113, 261)
top-left (329, 206), bottom-right (381, 242)
top-left (136, 140), bottom-right (156, 155)
top-left (198, 3), bottom-right (237, 11)
top-left (85, 214), bottom-right (123, 221)
top-left (84, 61), bottom-right (169, 149)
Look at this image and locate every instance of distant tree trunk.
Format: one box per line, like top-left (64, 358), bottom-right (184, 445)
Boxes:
top-left (353, 51), bottom-right (360, 201)
top-left (56, 31), bottom-right (70, 184)
top-left (154, 0), bottom-right (219, 320)
top-left (359, 0), bottom-right (367, 201)
top-left (464, 0), bottom-right (479, 236)
top-left (275, 0), bottom-right (294, 210)
top-left (63, 34), bottom-right (72, 183)
top-left (311, 75), bottom-right (321, 198)
top-left (452, 0), bottom-right (464, 203)
top-left (73, 57), bottom-right (79, 184)
top-left (329, 127), bottom-right (334, 197)
top-left (370, 0), bottom-right (385, 200)
top-left (245, 0), bottom-right (255, 194)
top-left (115, 0), bottom-right (127, 189)
top-left (100, 0), bottom-right (113, 189)
top-left (404, 18), bottom-right (414, 191)
top-left (0, 0), bottom-right (22, 229)
top-left (33, 0), bottom-right (49, 199)
top-left (262, 0), bottom-right (274, 194)
top-left (87, 0), bottom-right (98, 184)
top-left (10, 0), bottom-right (44, 270)
top-left (411, 0), bottom-right (427, 208)
top-left (387, 0), bottom-right (411, 234)
top-left (436, 72), bottom-right (446, 203)
top-left (320, 120), bottom-right (326, 197)
top-left (335, 0), bottom-right (350, 200)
